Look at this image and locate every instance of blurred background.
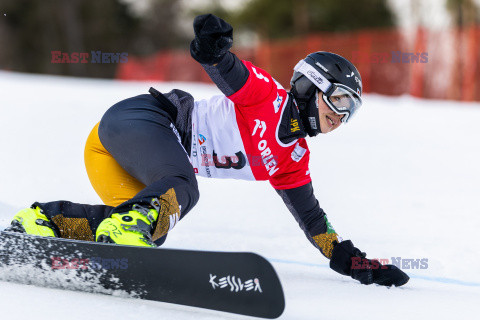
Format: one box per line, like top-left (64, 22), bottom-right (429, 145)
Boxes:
top-left (1, 0), bottom-right (480, 101)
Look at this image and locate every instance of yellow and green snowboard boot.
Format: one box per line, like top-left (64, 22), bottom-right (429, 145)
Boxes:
top-left (6, 206), bottom-right (58, 237)
top-left (96, 198), bottom-right (161, 247)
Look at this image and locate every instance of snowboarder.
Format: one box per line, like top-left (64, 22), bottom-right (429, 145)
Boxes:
top-left (6, 14), bottom-right (408, 287)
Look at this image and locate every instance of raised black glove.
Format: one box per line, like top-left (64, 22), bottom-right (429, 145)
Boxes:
top-left (330, 240), bottom-right (410, 287)
top-left (190, 14), bottom-right (233, 65)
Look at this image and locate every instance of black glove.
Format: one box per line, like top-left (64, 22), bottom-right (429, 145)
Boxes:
top-left (330, 240), bottom-right (410, 287)
top-left (190, 14), bottom-right (233, 65)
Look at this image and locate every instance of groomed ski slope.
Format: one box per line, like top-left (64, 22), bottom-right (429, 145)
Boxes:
top-left (0, 71), bottom-right (479, 320)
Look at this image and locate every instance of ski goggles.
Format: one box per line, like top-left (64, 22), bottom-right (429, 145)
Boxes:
top-left (294, 60), bottom-right (362, 123)
top-left (321, 84), bottom-right (362, 123)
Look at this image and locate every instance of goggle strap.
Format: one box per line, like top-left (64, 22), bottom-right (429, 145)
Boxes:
top-left (294, 60), bottom-right (333, 94)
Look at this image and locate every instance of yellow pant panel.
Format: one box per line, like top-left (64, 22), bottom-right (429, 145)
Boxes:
top-left (84, 122), bottom-right (145, 207)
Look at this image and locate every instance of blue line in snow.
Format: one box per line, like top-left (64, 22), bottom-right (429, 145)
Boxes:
top-left (268, 258), bottom-right (480, 287)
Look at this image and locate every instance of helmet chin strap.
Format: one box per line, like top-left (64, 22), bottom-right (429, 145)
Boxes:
top-left (315, 91), bottom-right (323, 134)
top-left (317, 120), bottom-right (324, 134)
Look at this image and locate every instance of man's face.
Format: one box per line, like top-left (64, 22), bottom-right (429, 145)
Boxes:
top-left (317, 92), bottom-right (343, 133)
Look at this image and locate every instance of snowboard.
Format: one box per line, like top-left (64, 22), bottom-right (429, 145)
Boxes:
top-left (0, 231), bottom-right (285, 319)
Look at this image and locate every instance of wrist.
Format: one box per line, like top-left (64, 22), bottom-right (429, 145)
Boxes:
top-left (329, 240), bottom-right (364, 276)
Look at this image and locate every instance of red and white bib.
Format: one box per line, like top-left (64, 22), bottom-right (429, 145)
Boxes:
top-left (190, 61), bottom-right (311, 190)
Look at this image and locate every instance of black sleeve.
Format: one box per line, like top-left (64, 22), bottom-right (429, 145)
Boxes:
top-left (201, 51), bottom-right (249, 97)
top-left (275, 182), bottom-right (341, 259)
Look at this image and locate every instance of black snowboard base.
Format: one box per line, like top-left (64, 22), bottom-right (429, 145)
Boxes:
top-left (0, 231), bottom-right (285, 318)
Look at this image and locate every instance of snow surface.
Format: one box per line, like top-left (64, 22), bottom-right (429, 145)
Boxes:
top-left (0, 70), bottom-right (479, 319)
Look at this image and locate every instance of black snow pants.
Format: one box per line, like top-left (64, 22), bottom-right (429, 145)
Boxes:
top-left (35, 91), bottom-right (199, 246)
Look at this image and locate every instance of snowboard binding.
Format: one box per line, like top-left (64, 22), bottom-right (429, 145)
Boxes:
top-left (95, 198), bottom-right (161, 247)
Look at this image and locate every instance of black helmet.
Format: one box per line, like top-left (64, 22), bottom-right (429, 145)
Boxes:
top-left (290, 51), bottom-right (363, 136)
